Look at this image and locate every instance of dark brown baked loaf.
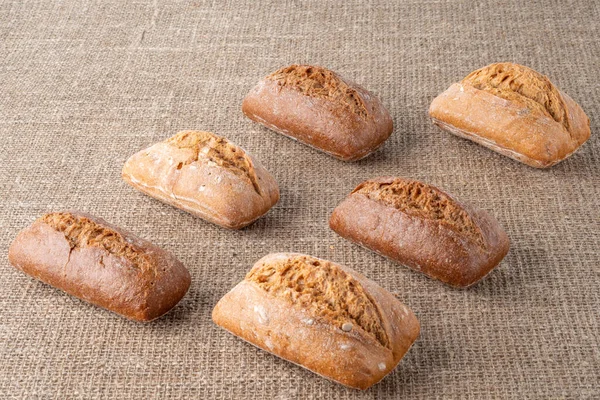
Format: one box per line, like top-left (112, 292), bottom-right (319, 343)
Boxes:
top-left (242, 65), bottom-right (393, 161)
top-left (212, 253), bottom-right (420, 390)
top-left (8, 212), bottom-right (191, 321)
top-left (429, 63), bottom-right (591, 168)
top-left (329, 177), bottom-right (510, 287)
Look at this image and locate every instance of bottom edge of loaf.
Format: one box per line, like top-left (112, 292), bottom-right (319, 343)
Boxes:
top-left (431, 118), bottom-right (572, 168)
top-left (123, 174), bottom-right (264, 229)
top-left (337, 232), bottom-right (492, 288)
top-left (246, 112), bottom-right (382, 162)
top-left (9, 254), bottom-right (189, 323)
top-left (216, 322), bottom-right (393, 390)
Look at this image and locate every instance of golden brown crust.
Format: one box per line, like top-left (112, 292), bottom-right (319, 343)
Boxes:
top-left (8, 211), bottom-right (191, 321)
top-left (429, 63), bottom-right (590, 168)
top-left (242, 64), bottom-right (393, 161)
top-left (212, 253), bottom-right (420, 390)
top-left (122, 131), bottom-right (280, 229)
top-left (330, 177), bottom-right (510, 288)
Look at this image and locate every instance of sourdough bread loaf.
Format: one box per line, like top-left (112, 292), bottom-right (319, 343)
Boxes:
top-left (329, 177), bottom-right (510, 287)
top-left (429, 63), bottom-right (590, 168)
top-left (122, 131), bottom-right (280, 229)
top-left (212, 253), bottom-right (420, 390)
top-left (242, 65), bottom-right (393, 161)
top-left (8, 212), bottom-right (191, 321)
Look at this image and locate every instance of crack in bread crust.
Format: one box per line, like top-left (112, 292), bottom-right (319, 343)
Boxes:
top-left (41, 212), bottom-right (154, 275)
top-left (166, 131), bottom-right (261, 195)
top-left (462, 63), bottom-right (570, 133)
top-left (246, 255), bottom-right (390, 348)
top-left (267, 65), bottom-right (369, 119)
top-left (355, 179), bottom-right (484, 246)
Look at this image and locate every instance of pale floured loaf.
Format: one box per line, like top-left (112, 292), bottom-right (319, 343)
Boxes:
top-left (429, 62), bottom-right (590, 168)
top-left (122, 130), bottom-right (280, 229)
top-left (212, 253), bottom-right (420, 390)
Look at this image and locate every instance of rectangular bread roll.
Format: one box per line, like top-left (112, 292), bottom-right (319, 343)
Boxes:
top-left (212, 253), bottom-right (420, 390)
top-left (429, 63), bottom-right (591, 168)
top-left (122, 131), bottom-right (280, 229)
top-left (8, 212), bottom-right (191, 321)
top-left (242, 65), bottom-right (393, 161)
top-left (330, 177), bottom-right (510, 287)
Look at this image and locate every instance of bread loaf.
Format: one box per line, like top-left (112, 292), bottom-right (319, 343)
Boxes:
top-left (122, 131), bottom-right (280, 229)
top-left (329, 177), bottom-right (510, 287)
top-left (242, 65), bottom-right (393, 161)
top-left (212, 253), bottom-right (420, 390)
top-left (8, 212), bottom-right (191, 321)
top-left (429, 63), bottom-right (591, 168)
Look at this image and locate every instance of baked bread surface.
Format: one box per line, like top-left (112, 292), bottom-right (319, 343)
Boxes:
top-left (329, 177), bottom-right (510, 287)
top-left (429, 63), bottom-right (590, 168)
top-left (122, 131), bottom-right (280, 229)
top-left (242, 65), bottom-right (393, 161)
top-left (8, 212), bottom-right (191, 321)
top-left (212, 253), bottom-right (420, 390)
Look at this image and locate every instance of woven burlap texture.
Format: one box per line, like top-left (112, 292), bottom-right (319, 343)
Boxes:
top-left (1, 0), bottom-right (598, 399)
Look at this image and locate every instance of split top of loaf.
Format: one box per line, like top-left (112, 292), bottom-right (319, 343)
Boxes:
top-left (353, 178), bottom-right (485, 247)
top-left (212, 253), bottom-right (420, 390)
top-left (266, 64), bottom-right (370, 119)
top-left (165, 131), bottom-right (262, 195)
top-left (122, 130), bottom-right (280, 229)
top-left (462, 63), bottom-right (571, 132)
top-left (429, 62), bottom-right (590, 168)
top-left (41, 212), bottom-right (156, 274)
top-left (246, 253), bottom-right (391, 348)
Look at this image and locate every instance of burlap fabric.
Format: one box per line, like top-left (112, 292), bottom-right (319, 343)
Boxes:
top-left (1, 0), bottom-right (598, 398)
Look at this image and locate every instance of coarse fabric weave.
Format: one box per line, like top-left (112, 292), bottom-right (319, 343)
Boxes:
top-left (0, 1), bottom-right (598, 399)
